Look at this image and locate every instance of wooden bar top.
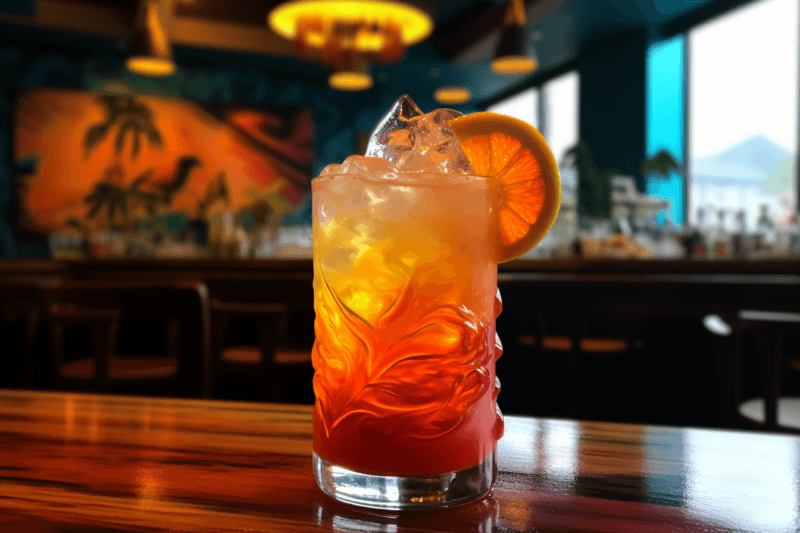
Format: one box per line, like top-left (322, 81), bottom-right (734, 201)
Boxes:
top-left (4, 257), bottom-right (800, 277)
top-left (0, 390), bottom-right (798, 532)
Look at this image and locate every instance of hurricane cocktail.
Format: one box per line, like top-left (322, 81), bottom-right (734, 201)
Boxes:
top-left (311, 96), bottom-right (560, 509)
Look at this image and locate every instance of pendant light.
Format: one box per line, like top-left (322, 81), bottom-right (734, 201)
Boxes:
top-left (126, 0), bottom-right (177, 77)
top-left (491, 0), bottom-right (538, 76)
top-left (268, 1), bottom-right (434, 91)
top-left (433, 86), bottom-right (472, 105)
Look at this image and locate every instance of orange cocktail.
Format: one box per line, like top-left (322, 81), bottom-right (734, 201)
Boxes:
top-left (310, 97), bottom-right (560, 509)
top-left (312, 170), bottom-right (502, 478)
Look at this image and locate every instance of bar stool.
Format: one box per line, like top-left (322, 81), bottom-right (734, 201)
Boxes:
top-left (499, 303), bottom-right (642, 420)
top-left (44, 280), bottom-right (211, 398)
top-left (206, 279), bottom-right (314, 403)
top-left (537, 311), bottom-right (643, 421)
top-left (49, 304), bottom-right (122, 393)
top-left (211, 299), bottom-right (288, 401)
top-left (736, 310), bottom-right (800, 433)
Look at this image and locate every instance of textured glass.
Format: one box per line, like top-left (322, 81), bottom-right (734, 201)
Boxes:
top-left (311, 98), bottom-right (504, 508)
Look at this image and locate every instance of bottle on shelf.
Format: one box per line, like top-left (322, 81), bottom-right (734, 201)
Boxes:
top-left (709, 209), bottom-right (732, 259)
top-left (731, 209), bottom-right (749, 259)
top-left (786, 212), bottom-right (800, 257)
top-left (754, 204), bottom-right (777, 256)
top-left (690, 207), bottom-right (708, 258)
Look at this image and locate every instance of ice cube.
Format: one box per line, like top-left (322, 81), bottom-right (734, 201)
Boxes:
top-left (395, 108), bottom-right (475, 174)
top-left (344, 187), bottom-right (372, 215)
top-left (365, 95), bottom-right (423, 162)
top-left (338, 155), bottom-right (395, 175)
top-left (319, 163), bottom-right (341, 176)
top-left (366, 184), bottom-right (421, 222)
top-left (322, 246), bottom-right (357, 272)
top-left (315, 190), bottom-right (337, 226)
top-left (358, 95), bottom-right (475, 174)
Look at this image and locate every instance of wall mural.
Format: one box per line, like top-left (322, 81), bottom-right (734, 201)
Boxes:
top-left (13, 88), bottom-right (313, 248)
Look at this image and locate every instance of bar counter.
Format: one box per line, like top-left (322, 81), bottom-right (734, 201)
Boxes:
top-left (27, 256), bottom-right (800, 275)
top-left (0, 390), bottom-right (798, 532)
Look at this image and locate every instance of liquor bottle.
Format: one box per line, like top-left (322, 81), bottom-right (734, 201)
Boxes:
top-left (787, 213), bottom-right (800, 257)
top-left (709, 209), bottom-right (732, 259)
top-left (690, 207), bottom-right (708, 258)
top-left (754, 204), bottom-right (777, 255)
top-left (731, 209), bottom-right (749, 259)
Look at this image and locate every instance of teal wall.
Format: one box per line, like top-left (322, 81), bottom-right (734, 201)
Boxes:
top-left (578, 28), bottom-right (648, 187)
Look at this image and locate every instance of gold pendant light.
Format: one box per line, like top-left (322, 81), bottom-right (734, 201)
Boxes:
top-left (329, 61), bottom-right (374, 91)
top-left (126, 0), bottom-right (177, 77)
top-left (491, 0), bottom-right (538, 76)
top-left (268, 1), bottom-right (434, 91)
top-left (433, 86), bottom-right (472, 106)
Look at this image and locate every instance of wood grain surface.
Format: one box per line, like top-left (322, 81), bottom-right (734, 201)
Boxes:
top-left (0, 390), bottom-right (798, 532)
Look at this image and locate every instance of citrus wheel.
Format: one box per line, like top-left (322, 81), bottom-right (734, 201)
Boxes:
top-left (448, 112), bottom-right (561, 263)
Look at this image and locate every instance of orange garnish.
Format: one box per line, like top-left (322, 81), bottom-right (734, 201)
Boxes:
top-left (448, 112), bottom-right (561, 263)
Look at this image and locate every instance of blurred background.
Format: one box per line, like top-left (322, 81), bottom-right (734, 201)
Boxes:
top-left (0, 0), bottom-right (799, 433)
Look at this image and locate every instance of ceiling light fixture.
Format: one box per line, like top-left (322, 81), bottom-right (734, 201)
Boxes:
top-left (268, 1), bottom-right (434, 91)
top-left (329, 62), bottom-right (374, 91)
top-left (126, 0), bottom-right (177, 77)
top-left (433, 86), bottom-right (472, 105)
top-left (491, 0), bottom-right (538, 76)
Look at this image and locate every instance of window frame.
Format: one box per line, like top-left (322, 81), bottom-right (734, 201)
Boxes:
top-left (481, 67), bottom-right (580, 156)
top-left (481, 0), bottom-right (800, 225)
top-left (480, 60), bottom-right (579, 127)
top-left (680, 0), bottom-right (800, 226)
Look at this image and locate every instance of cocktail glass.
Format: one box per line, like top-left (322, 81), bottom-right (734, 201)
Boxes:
top-left (311, 97), bottom-right (505, 509)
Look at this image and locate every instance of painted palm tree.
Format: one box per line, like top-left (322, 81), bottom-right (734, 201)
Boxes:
top-left (197, 171), bottom-right (230, 218)
top-left (83, 95), bottom-right (163, 160)
top-left (13, 156), bottom-right (39, 231)
top-left (127, 157), bottom-right (202, 215)
top-left (127, 169), bottom-right (159, 216)
top-left (83, 166), bottom-right (129, 227)
top-left (158, 157), bottom-right (201, 204)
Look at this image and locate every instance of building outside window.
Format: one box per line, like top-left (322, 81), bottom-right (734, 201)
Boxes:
top-left (688, 0), bottom-right (798, 233)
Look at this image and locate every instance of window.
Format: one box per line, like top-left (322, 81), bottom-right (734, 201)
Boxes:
top-left (540, 72), bottom-right (580, 254)
top-left (688, 0), bottom-right (799, 230)
top-left (487, 87), bottom-right (539, 129)
top-left (543, 71), bottom-right (580, 175)
top-left (543, 71), bottom-right (580, 206)
top-left (487, 72), bottom-right (580, 257)
top-left (646, 35), bottom-right (685, 225)
top-left (486, 72), bottom-right (580, 256)
top-left (487, 72), bottom-right (579, 166)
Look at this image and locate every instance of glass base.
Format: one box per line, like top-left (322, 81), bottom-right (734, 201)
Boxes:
top-left (313, 448), bottom-right (497, 510)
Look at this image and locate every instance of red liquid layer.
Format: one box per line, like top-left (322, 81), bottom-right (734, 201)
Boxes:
top-left (313, 353), bottom-right (503, 477)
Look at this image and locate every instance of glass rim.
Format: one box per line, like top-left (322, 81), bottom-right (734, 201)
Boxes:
top-left (312, 171), bottom-right (490, 188)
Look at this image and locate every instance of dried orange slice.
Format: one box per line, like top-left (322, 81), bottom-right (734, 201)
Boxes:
top-left (448, 112), bottom-right (561, 263)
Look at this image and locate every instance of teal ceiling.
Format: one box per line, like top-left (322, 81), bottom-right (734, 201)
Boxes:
top-left (377, 0), bottom-right (728, 106)
top-left (0, 0), bottom-right (743, 108)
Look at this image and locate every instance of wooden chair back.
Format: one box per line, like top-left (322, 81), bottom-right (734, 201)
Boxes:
top-left (43, 279), bottom-right (212, 398)
top-left (496, 275), bottom-right (645, 420)
top-left (718, 310), bottom-right (800, 434)
top-left (204, 277), bottom-right (314, 402)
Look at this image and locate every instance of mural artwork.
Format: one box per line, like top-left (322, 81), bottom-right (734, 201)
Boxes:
top-left (13, 88), bottom-right (314, 241)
